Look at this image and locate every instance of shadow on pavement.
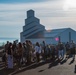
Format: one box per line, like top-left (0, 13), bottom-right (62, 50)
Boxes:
top-left (8, 59), bottom-right (52, 75)
top-left (0, 58), bottom-right (68, 75)
top-left (48, 58), bottom-right (68, 69)
top-left (38, 69), bottom-right (45, 72)
top-left (48, 59), bottom-right (59, 69)
top-left (0, 68), bottom-right (15, 75)
top-left (60, 59), bottom-right (67, 65)
top-left (69, 58), bottom-right (75, 65)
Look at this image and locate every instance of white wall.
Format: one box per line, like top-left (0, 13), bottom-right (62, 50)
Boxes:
top-left (58, 28), bottom-right (76, 43)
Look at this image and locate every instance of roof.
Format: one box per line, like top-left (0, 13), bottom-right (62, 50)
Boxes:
top-left (44, 28), bottom-right (69, 38)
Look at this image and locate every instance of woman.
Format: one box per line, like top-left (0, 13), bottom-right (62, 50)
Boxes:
top-left (7, 43), bottom-right (13, 69)
top-left (34, 42), bottom-right (41, 62)
top-left (17, 42), bottom-right (23, 68)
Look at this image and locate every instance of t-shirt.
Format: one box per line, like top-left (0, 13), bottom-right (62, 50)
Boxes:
top-left (34, 46), bottom-right (41, 53)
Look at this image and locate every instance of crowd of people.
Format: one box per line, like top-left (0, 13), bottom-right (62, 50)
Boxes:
top-left (1, 40), bottom-right (76, 69)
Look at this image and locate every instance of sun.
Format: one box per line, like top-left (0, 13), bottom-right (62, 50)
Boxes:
top-left (63, 0), bottom-right (76, 11)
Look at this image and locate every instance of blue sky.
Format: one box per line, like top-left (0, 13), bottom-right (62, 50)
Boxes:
top-left (0, 0), bottom-right (76, 40)
top-left (0, 0), bottom-right (47, 3)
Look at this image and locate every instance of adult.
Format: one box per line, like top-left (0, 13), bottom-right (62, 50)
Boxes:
top-left (12, 41), bottom-right (17, 63)
top-left (17, 42), bottom-right (23, 68)
top-left (41, 41), bottom-right (46, 61)
top-left (7, 43), bottom-right (13, 69)
top-left (34, 42), bottom-right (41, 62)
top-left (65, 42), bottom-right (70, 58)
top-left (70, 40), bottom-right (75, 59)
top-left (58, 42), bottom-right (64, 60)
top-left (25, 40), bottom-right (32, 64)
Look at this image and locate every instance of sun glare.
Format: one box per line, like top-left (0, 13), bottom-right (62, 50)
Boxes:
top-left (63, 0), bottom-right (76, 11)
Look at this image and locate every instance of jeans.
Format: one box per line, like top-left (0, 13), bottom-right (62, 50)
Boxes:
top-left (58, 50), bottom-right (64, 59)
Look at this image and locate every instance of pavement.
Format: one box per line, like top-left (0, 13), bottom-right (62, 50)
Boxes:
top-left (15, 57), bottom-right (76, 75)
top-left (0, 56), bottom-right (76, 75)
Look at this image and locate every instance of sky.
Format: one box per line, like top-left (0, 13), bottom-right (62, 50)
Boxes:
top-left (0, 0), bottom-right (76, 40)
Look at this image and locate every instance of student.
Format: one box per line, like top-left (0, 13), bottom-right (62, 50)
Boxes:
top-left (7, 43), bottom-right (13, 69)
top-left (58, 42), bottom-right (64, 60)
top-left (70, 40), bottom-right (75, 60)
top-left (34, 42), bottom-right (41, 62)
top-left (65, 42), bottom-right (70, 58)
top-left (17, 42), bottom-right (23, 68)
top-left (41, 41), bottom-right (46, 61)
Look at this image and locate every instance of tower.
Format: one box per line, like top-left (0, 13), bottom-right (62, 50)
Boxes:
top-left (27, 10), bottom-right (34, 18)
top-left (20, 9), bottom-right (45, 43)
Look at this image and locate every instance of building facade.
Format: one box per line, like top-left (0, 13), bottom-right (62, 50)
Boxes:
top-left (20, 10), bottom-right (76, 44)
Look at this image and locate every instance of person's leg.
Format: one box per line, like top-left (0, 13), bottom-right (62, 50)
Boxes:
top-left (58, 50), bottom-right (60, 59)
top-left (61, 50), bottom-right (64, 59)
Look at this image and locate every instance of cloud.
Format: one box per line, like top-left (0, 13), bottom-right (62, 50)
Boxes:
top-left (0, 0), bottom-right (63, 26)
top-left (0, 0), bottom-right (63, 10)
top-left (0, 0), bottom-right (76, 39)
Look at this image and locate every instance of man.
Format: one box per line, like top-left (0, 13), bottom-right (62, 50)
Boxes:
top-left (70, 40), bottom-right (75, 60)
top-left (65, 42), bottom-right (70, 58)
top-left (58, 42), bottom-right (64, 60)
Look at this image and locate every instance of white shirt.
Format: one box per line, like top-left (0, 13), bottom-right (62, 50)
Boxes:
top-left (34, 46), bottom-right (41, 53)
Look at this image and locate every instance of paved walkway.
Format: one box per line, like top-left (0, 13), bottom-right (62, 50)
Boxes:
top-left (0, 56), bottom-right (76, 75)
top-left (14, 57), bottom-right (76, 75)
